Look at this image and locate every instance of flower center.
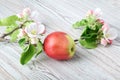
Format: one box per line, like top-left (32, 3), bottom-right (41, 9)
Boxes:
top-left (105, 33), bottom-right (110, 38)
top-left (31, 30), bottom-right (37, 35)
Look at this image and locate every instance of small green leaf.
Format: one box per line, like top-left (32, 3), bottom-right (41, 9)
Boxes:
top-left (10, 30), bottom-right (19, 42)
top-left (18, 38), bottom-right (26, 49)
top-left (0, 15), bottom-right (19, 26)
top-left (23, 20), bottom-right (33, 27)
top-left (87, 15), bottom-right (96, 25)
top-left (35, 41), bottom-right (43, 57)
top-left (73, 19), bottom-right (87, 28)
top-left (20, 44), bottom-right (36, 65)
top-left (79, 39), bottom-right (97, 49)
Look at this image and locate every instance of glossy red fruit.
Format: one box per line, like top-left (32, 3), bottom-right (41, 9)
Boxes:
top-left (44, 32), bottom-right (75, 60)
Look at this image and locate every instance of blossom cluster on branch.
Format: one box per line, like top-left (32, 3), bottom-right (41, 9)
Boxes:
top-left (73, 8), bottom-right (117, 48)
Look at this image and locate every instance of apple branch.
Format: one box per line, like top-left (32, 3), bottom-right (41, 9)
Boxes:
top-left (1, 27), bottom-right (21, 38)
top-left (0, 21), bottom-right (28, 41)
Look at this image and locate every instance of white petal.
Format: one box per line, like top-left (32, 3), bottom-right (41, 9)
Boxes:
top-left (101, 38), bottom-right (107, 46)
top-left (38, 24), bottom-right (46, 34)
top-left (102, 23), bottom-right (109, 33)
top-left (30, 11), bottom-right (39, 21)
top-left (27, 33), bottom-right (37, 38)
top-left (106, 28), bottom-right (118, 40)
top-left (94, 8), bottom-right (102, 17)
top-left (25, 23), bottom-right (36, 34)
top-left (29, 23), bottom-right (36, 29)
top-left (25, 26), bottom-right (29, 34)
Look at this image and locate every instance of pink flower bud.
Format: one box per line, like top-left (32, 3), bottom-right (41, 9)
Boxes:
top-left (16, 13), bottom-right (24, 18)
top-left (86, 10), bottom-right (93, 16)
top-left (97, 19), bottom-right (104, 25)
top-left (107, 39), bottom-right (113, 44)
top-left (101, 38), bottom-right (107, 46)
top-left (23, 8), bottom-right (31, 16)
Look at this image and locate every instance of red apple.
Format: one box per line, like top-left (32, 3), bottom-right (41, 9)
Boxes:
top-left (43, 31), bottom-right (75, 60)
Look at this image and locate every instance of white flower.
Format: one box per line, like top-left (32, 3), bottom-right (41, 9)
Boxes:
top-left (103, 28), bottom-right (118, 41)
top-left (87, 8), bottom-right (102, 18)
top-left (17, 8), bottom-right (31, 18)
top-left (101, 23), bottom-right (118, 46)
top-left (16, 8), bottom-right (39, 22)
top-left (94, 8), bottom-right (102, 18)
top-left (25, 22), bottom-right (45, 38)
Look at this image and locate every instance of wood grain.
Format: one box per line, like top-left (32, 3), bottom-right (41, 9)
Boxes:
top-left (0, 0), bottom-right (120, 80)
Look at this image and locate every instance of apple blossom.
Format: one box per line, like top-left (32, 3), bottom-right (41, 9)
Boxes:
top-left (101, 23), bottom-right (118, 46)
top-left (17, 8), bottom-right (31, 18)
top-left (94, 8), bottom-right (102, 17)
top-left (25, 22), bottom-right (45, 38)
top-left (22, 8), bottom-right (31, 16)
top-left (103, 28), bottom-right (117, 40)
top-left (101, 38), bottom-right (107, 46)
top-left (87, 8), bottom-right (102, 18)
top-left (16, 8), bottom-right (39, 22)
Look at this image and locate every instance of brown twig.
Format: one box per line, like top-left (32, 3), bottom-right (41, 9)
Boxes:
top-left (1, 27), bottom-right (21, 38)
top-left (0, 21), bottom-right (28, 41)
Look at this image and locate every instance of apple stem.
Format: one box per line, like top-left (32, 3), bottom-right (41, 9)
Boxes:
top-left (74, 39), bottom-right (79, 44)
top-left (74, 39), bottom-right (79, 42)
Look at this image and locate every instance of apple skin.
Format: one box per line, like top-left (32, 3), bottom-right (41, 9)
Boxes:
top-left (43, 31), bottom-right (75, 60)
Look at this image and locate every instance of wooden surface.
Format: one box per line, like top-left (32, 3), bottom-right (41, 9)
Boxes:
top-left (0, 0), bottom-right (120, 80)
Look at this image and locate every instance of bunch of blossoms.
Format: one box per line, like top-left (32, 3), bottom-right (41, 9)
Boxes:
top-left (17, 8), bottom-right (46, 65)
top-left (0, 8), bottom-right (45, 65)
top-left (73, 8), bottom-right (118, 48)
top-left (17, 8), bottom-right (45, 44)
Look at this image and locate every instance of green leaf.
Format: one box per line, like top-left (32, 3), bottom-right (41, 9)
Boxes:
top-left (79, 26), bottom-right (98, 49)
top-left (72, 19), bottom-right (87, 28)
top-left (6, 25), bottom-right (17, 33)
top-left (35, 41), bottom-right (43, 57)
top-left (23, 20), bottom-right (33, 27)
top-left (10, 29), bottom-right (19, 42)
top-left (0, 15), bottom-right (19, 26)
top-left (79, 39), bottom-right (97, 49)
top-left (18, 38), bottom-right (26, 49)
top-left (86, 15), bottom-right (96, 25)
top-left (20, 44), bottom-right (36, 65)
